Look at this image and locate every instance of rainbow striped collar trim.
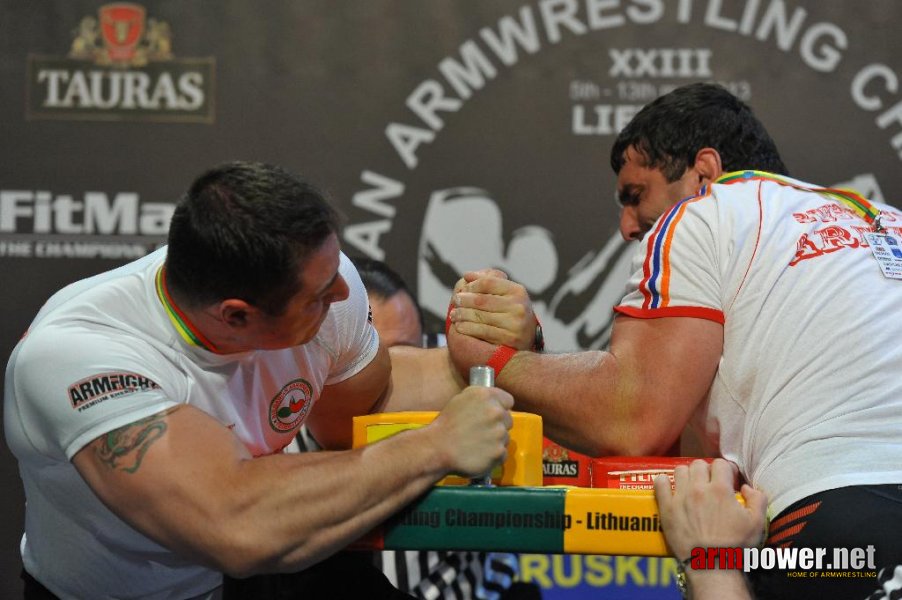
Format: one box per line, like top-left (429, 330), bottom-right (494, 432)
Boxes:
top-left (154, 266), bottom-right (220, 353)
top-left (717, 170), bottom-right (883, 231)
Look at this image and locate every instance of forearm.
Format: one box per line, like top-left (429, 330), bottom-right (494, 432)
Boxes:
top-left (77, 391), bottom-right (511, 579)
top-left (229, 427), bottom-right (448, 575)
top-left (501, 348), bottom-right (691, 457)
top-left (230, 383), bottom-right (511, 574)
top-left (380, 347), bottom-right (465, 412)
top-left (75, 408), bottom-right (450, 578)
top-left (493, 350), bottom-right (672, 456)
top-left (448, 315), bottom-right (720, 457)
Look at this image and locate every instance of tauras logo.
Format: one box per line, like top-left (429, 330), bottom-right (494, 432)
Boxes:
top-left (69, 371), bottom-right (160, 411)
top-left (543, 461), bottom-right (579, 477)
top-left (34, 67), bottom-right (207, 112)
top-left (26, 3), bottom-right (215, 123)
top-left (542, 442), bottom-right (581, 477)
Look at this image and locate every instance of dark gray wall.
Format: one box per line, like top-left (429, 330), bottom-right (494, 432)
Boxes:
top-left (3, 1), bottom-right (901, 596)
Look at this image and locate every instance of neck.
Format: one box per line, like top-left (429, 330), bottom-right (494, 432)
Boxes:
top-left (157, 267), bottom-right (235, 354)
top-left (179, 305), bottom-right (254, 355)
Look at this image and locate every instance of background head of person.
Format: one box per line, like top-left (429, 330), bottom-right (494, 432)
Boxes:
top-left (351, 256), bottom-right (424, 348)
top-left (165, 161), bottom-right (348, 350)
top-left (610, 82), bottom-right (789, 241)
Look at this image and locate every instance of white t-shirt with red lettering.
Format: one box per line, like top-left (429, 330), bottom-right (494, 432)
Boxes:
top-left (4, 246), bottom-right (378, 600)
top-left (615, 173), bottom-right (902, 515)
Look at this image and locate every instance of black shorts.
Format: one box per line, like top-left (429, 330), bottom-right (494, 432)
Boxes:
top-left (21, 570), bottom-right (58, 600)
top-left (23, 552), bottom-right (413, 600)
top-left (223, 551), bottom-right (414, 600)
top-left (749, 484), bottom-right (902, 600)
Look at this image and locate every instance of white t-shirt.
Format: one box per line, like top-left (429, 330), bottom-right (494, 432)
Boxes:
top-left (4, 246), bottom-right (379, 600)
top-left (615, 173), bottom-right (902, 515)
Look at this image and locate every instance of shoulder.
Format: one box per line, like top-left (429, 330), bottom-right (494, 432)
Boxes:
top-left (331, 252), bottom-right (370, 320)
top-left (339, 252), bottom-right (366, 299)
top-left (14, 320), bottom-right (177, 400)
top-left (643, 186), bottom-right (720, 248)
top-left (9, 323), bottom-right (180, 460)
top-left (30, 249), bottom-right (166, 329)
top-left (312, 252), bottom-right (375, 351)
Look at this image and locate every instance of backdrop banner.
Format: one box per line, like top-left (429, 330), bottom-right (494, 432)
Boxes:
top-left (2, 2), bottom-right (900, 597)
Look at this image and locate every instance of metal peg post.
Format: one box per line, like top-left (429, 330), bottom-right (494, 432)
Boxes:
top-left (469, 365), bottom-right (496, 486)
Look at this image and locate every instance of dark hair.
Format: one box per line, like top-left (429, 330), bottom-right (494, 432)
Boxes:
top-left (165, 161), bottom-right (340, 315)
top-left (350, 256), bottom-right (425, 331)
top-left (610, 82), bottom-right (788, 181)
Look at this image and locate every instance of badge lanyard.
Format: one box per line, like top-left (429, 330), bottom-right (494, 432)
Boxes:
top-left (717, 170), bottom-right (902, 280)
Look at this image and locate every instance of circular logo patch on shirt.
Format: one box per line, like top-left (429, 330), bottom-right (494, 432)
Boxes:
top-left (269, 378), bottom-right (314, 432)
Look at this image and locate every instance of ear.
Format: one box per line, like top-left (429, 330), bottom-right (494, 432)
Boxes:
top-left (218, 298), bottom-right (256, 329)
top-left (692, 148), bottom-right (723, 186)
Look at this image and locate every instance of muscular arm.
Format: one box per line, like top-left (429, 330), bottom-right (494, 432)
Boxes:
top-left (449, 313), bottom-right (722, 456)
top-left (373, 269), bottom-right (537, 416)
top-left (381, 346), bottom-right (465, 411)
top-left (305, 343), bottom-right (465, 450)
top-left (306, 270), bottom-right (536, 449)
top-left (73, 386), bottom-right (512, 578)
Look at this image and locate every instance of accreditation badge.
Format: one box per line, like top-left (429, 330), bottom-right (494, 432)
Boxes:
top-left (865, 231), bottom-right (902, 280)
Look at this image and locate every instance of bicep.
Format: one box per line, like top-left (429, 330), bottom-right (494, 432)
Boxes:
top-left (609, 314), bottom-right (722, 451)
top-left (305, 342), bottom-right (392, 450)
top-left (72, 404), bottom-right (252, 567)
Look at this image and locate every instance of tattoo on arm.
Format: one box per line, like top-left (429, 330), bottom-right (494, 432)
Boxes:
top-left (96, 409), bottom-right (175, 474)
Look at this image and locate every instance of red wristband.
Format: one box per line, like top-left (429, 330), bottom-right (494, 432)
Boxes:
top-left (445, 301), bottom-right (454, 336)
top-left (486, 345), bottom-right (517, 377)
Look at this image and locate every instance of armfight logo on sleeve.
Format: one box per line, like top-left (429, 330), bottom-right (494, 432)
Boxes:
top-left (68, 371), bottom-right (161, 412)
top-left (26, 3), bottom-right (215, 123)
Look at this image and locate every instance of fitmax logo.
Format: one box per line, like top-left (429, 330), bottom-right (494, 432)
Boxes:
top-left (0, 190), bottom-right (173, 235)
